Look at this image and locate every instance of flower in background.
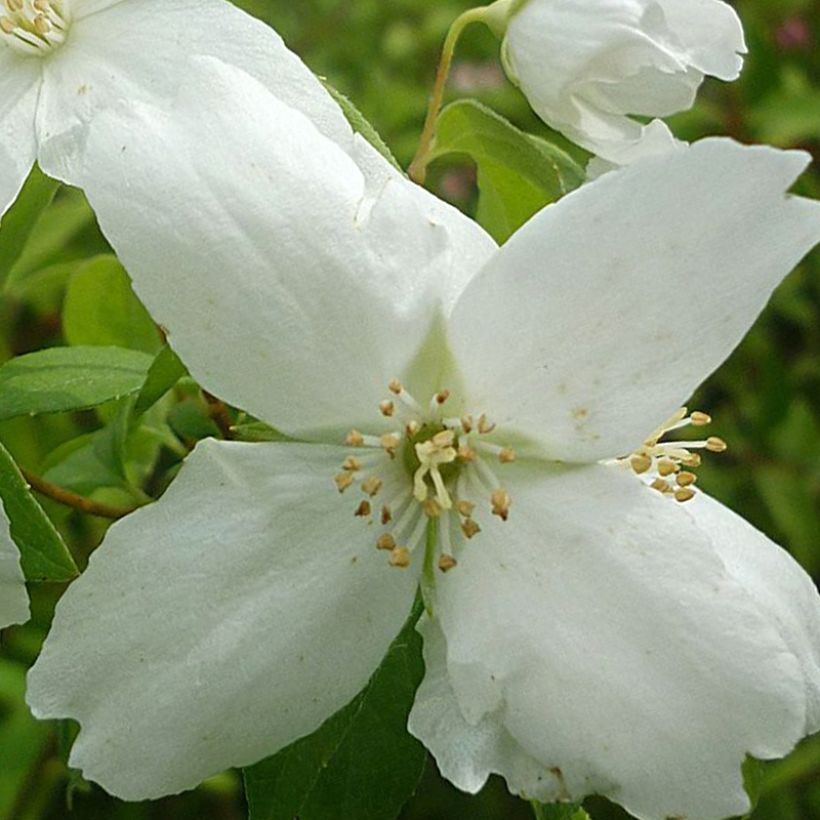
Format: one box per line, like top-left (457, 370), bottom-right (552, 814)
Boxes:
top-left (27, 59), bottom-right (820, 820)
top-left (0, 504), bottom-right (28, 630)
top-left (494, 0), bottom-right (746, 165)
top-left (0, 0), bottom-right (350, 220)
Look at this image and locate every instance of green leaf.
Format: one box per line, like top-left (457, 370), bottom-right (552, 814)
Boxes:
top-left (244, 602), bottom-right (426, 820)
top-left (742, 756), bottom-right (765, 816)
top-left (0, 346), bottom-right (154, 421)
top-left (429, 99), bottom-right (585, 242)
top-left (62, 255), bottom-right (161, 353)
top-left (134, 346), bottom-right (186, 416)
top-left (324, 81), bottom-right (402, 172)
top-left (0, 165), bottom-right (59, 289)
top-left (0, 441), bottom-right (77, 581)
top-left (531, 802), bottom-right (590, 820)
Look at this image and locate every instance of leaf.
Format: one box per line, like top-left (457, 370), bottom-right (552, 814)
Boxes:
top-left (531, 802), bottom-right (590, 820)
top-left (323, 81), bottom-right (402, 172)
top-left (134, 346), bottom-right (186, 416)
top-left (244, 602), bottom-right (426, 820)
top-left (0, 346), bottom-right (154, 421)
top-left (62, 255), bottom-right (162, 353)
top-left (428, 99), bottom-right (585, 242)
top-left (0, 441), bottom-right (77, 581)
top-left (0, 165), bottom-right (60, 289)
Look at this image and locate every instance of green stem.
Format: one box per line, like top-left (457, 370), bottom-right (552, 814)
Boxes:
top-left (408, 6), bottom-right (491, 184)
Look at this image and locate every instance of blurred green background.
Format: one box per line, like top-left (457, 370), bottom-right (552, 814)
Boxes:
top-left (1, 0), bottom-right (819, 818)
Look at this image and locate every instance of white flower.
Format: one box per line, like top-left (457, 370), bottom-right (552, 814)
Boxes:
top-left (0, 503), bottom-right (28, 629)
top-left (0, 0), bottom-right (350, 220)
top-left (27, 59), bottom-right (820, 820)
top-left (496, 0), bottom-right (746, 165)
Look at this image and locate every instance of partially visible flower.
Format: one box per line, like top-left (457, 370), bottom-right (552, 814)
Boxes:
top-left (492, 0), bottom-right (746, 164)
top-left (27, 60), bottom-right (820, 820)
top-left (0, 0), bottom-right (350, 220)
top-left (0, 504), bottom-right (28, 629)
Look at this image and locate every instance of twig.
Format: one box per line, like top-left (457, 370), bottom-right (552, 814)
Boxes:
top-left (21, 468), bottom-right (135, 520)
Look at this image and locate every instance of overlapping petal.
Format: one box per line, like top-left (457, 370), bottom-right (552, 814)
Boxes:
top-left (687, 492), bottom-right (820, 734)
top-left (27, 439), bottom-right (418, 800)
top-left (37, 0), bottom-right (352, 183)
top-left (449, 139), bottom-right (820, 462)
top-left (0, 50), bottom-right (42, 219)
top-left (76, 58), bottom-right (493, 440)
top-left (0, 503), bottom-right (29, 629)
top-left (428, 462), bottom-right (810, 820)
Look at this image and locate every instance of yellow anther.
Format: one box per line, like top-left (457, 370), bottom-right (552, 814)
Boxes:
top-left (354, 501), bottom-right (371, 517)
top-left (491, 488), bottom-right (511, 521)
top-left (478, 414), bottom-right (496, 435)
top-left (0, 16), bottom-right (15, 32)
top-left (388, 379), bottom-right (402, 395)
top-left (650, 478), bottom-right (670, 493)
top-left (381, 506), bottom-right (392, 525)
top-left (342, 456), bottom-right (362, 472)
top-left (630, 454), bottom-right (652, 474)
top-left (379, 400), bottom-right (395, 417)
top-left (335, 473), bottom-right (354, 493)
top-left (423, 498), bottom-right (443, 518)
top-left (380, 433), bottom-right (400, 457)
top-left (460, 414), bottom-right (473, 433)
top-left (674, 487), bottom-right (696, 503)
top-left (690, 411), bottom-right (712, 426)
top-left (438, 554), bottom-right (458, 573)
top-left (377, 533), bottom-right (396, 551)
top-left (345, 430), bottom-right (364, 447)
top-left (706, 437), bottom-right (728, 453)
top-left (457, 446), bottom-right (476, 462)
top-left (33, 13), bottom-right (49, 33)
top-left (676, 472), bottom-right (697, 487)
top-left (406, 420), bottom-right (421, 437)
top-left (436, 389), bottom-right (451, 405)
top-left (456, 500), bottom-right (475, 518)
top-left (499, 447), bottom-right (516, 464)
top-left (361, 477), bottom-right (383, 497)
top-left (682, 453), bottom-right (702, 468)
top-left (461, 518), bottom-right (481, 539)
top-left (657, 460), bottom-right (678, 477)
top-left (389, 547), bottom-right (412, 568)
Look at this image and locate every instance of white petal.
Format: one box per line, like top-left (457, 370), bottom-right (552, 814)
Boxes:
top-left (27, 439), bottom-right (419, 800)
top-left (77, 58), bottom-right (491, 439)
top-left (408, 616), bottom-right (559, 802)
top-left (433, 462), bottom-right (809, 820)
top-left (450, 139), bottom-right (820, 462)
top-left (655, 0), bottom-right (746, 80)
top-left (686, 492), bottom-right (820, 734)
top-left (37, 0), bottom-right (351, 182)
top-left (0, 503), bottom-right (29, 628)
top-left (0, 50), bottom-right (40, 219)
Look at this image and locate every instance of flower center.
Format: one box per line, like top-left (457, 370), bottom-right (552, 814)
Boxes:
top-left (620, 407), bottom-right (727, 502)
top-left (334, 381), bottom-right (516, 572)
top-left (1, 0), bottom-right (70, 55)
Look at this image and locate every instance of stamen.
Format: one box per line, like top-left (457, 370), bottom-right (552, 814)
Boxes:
top-left (491, 488), bottom-right (511, 521)
top-left (461, 518), bottom-right (481, 539)
top-left (438, 554), bottom-right (458, 572)
top-left (674, 487), bottom-right (696, 503)
top-left (460, 414), bottom-right (473, 433)
top-left (478, 414), bottom-right (496, 435)
top-left (335, 473), bottom-right (354, 493)
top-left (381, 505), bottom-right (392, 525)
top-left (630, 454), bottom-right (652, 474)
top-left (676, 471), bottom-right (697, 487)
top-left (380, 433), bottom-right (401, 457)
top-left (706, 437), bottom-right (728, 453)
top-left (342, 456), bottom-right (362, 472)
top-left (354, 500), bottom-right (371, 517)
top-left (379, 400), bottom-right (395, 417)
top-left (377, 533), bottom-right (396, 551)
top-left (346, 430), bottom-right (365, 447)
top-left (361, 477), bottom-right (383, 497)
top-left (389, 547), bottom-right (411, 568)
top-left (456, 500), bottom-right (475, 518)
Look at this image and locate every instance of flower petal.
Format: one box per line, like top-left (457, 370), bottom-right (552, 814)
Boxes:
top-left (0, 50), bottom-right (40, 219)
top-left (27, 439), bottom-right (419, 800)
top-left (449, 139), bottom-right (820, 462)
top-left (408, 616), bottom-right (559, 802)
top-left (656, 0), bottom-right (746, 80)
top-left (432, 462), bottom-right (809, 820)
top-left (74, 58), bottom-right (492, 439)
top-left (0, 503), bottom-right (29, 628)
top-left (37, 0), bottom-right (351, 181)
top-left (686, 492), bottom-right (820, 734)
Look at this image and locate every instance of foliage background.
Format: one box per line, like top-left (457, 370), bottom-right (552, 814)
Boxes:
top-left (1, 0), bottom-right (818, 817)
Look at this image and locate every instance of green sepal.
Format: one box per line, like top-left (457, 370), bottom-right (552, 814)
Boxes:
top-left (531, 801), bottom-right (590, 820)
top-left (244, 598), bottom-right (426, 820)
top-left (0, 441), bottom-right (78, 582)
